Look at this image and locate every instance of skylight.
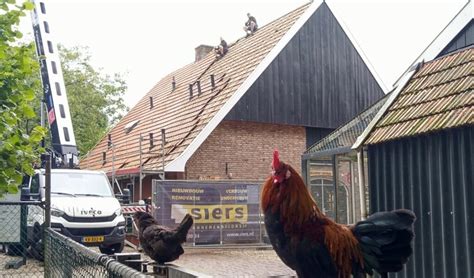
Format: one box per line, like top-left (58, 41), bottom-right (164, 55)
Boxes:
top-left (124, 120), bottom-right (139, 134)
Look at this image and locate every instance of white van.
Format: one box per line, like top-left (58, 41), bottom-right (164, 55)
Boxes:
top-left (23, 169), bottom-right (127, 254)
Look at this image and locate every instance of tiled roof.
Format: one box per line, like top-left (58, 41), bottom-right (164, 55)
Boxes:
top-left (305, 94), bottom-right (389, 156)
top-left (366, 47), bottom-right (473, 144)
top-left (80, 3), bottom-right (311, 173)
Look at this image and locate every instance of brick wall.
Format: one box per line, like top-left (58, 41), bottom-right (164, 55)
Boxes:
top-left (186, 120), bottom-right (306, 180)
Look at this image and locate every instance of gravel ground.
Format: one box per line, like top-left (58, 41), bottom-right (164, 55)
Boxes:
top-left (125, 246), bottom-right (297, 277)
top-left (0, 252), bottom-right (44, 278)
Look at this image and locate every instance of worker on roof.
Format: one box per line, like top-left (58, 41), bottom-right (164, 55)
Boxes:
top-left (244, 13), bottom-right (258, 36)
top-left (214, 37), bottom-right (228, 58)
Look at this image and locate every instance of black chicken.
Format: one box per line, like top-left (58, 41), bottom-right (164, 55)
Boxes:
top-left (133, 211), bottom-right (193, 264)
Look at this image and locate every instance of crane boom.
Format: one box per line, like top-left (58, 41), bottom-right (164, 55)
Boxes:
top-left (31, 0), bottom-right (78, 167)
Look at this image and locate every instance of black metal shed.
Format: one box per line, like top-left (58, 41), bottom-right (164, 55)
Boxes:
top-left (364, 43), bottom-right (473, 278)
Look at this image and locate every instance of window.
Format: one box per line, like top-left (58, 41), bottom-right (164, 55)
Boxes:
top-left (51, 61), bottom-right (57, 74)
top-left (124, 120), bottom-right (139, 134)
top-left (47, 41), bottom-right (54, 53)
top-left (51, 172), bottom-right (113, 197)
top-left (43, 21), bottom-right (49, 33)
top-left (59, 104), bottom-right (65, 118)
top-left (149, 97), bottom-right (153, 109)
top-left (40, 2), bottom-right (46, 14)
top-left (63, 127), bottom-right (70, 142)
top-left (55, 82), bottom-right (61, 95)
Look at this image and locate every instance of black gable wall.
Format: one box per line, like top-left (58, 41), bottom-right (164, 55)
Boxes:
top-left (226, 3), bottom-right (384, 129)
top-left (439, 20), bottom-right (473, 57)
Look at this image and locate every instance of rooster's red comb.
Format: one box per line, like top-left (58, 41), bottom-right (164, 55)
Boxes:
top-left (272, 149), bottom-right (280, 169)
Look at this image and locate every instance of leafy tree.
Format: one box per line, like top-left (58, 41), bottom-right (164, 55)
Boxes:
top-left (59, 45), bottom-right (128, 156)
top-left (0, 0), bottom-right (46, 197)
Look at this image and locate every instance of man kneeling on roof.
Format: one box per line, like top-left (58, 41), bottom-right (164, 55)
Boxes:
top-left (244, 13), bottom-right (258, 36)
top-left (215, 37), bottom-right (228, 58)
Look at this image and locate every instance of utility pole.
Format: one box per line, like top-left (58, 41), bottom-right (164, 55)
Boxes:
top-left (44, 153), bottom-right (51, 228)
top-left (111, 142), bottom-right (115, 188)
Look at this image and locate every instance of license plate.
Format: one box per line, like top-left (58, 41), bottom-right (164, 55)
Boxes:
top-left (82, 236), bottom-right (104, 243)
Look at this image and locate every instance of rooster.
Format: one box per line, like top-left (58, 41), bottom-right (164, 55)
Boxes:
top-left (262, 150), bottom-right (415, 278)
top-left (133, 211), bottom-right (193, 264)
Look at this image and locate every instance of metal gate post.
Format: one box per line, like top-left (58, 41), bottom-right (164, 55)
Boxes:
top-left (44, 153), bottom-right (51, 228)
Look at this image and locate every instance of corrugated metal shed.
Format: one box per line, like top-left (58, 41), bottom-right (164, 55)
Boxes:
top-left (366, 47), bottom-right (473, 144)
top-left (368, 126), bottom-right (473, 278)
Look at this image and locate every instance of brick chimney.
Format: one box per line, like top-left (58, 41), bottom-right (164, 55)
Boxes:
top-left (195, 45), bottom-right (214, 62)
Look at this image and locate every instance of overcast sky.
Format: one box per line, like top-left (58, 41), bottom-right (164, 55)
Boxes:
top-left (20, 0), bottom-right (467, 108)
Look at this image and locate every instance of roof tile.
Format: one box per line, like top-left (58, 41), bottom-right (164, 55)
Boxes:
top-left (80, 3), bottom-right (311, 173)
top-left (366, 47), bottom-right (473, 144)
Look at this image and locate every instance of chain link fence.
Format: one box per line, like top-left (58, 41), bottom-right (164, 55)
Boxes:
top-left (44, 228), bottom-right (146, 277)
top-left (0, 201), bottom-right (147, 277)
top-left (0, 201), bottom-right (45, 277)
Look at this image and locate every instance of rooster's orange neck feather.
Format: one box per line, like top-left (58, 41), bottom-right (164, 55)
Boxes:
top-left (261, 165), bottom-right (363, 278)
top-left (262, 166), bottom-right (324, 234)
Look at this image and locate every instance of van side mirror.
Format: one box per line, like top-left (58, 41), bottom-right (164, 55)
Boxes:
top-left (123, 188), bottom-right (130, 196)
top-left (116, 189), bottom-right (130, 205)
top-left (20, 187), bottom-right (31, 201)
top-left (21, 187), bottom-right (41, 201)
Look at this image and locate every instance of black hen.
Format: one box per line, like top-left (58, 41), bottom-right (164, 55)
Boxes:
top-left (133, 211), bottom-right (193, 264)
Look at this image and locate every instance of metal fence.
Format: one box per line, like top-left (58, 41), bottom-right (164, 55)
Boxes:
top-left (0, 201), bottom-right (147, 277)
top-left (0, 201), bottom-right (45, 277)
top-left (44, 228), bottom-right (146, 277)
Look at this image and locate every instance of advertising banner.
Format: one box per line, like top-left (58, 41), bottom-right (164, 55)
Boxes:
top-left (152, 180), bottom-right (261, 245)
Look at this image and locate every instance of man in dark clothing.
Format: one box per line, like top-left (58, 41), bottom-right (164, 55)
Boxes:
top-left (244, 13), bottom-right (258, 36)
top-left (215, 37), bottom-right (228, 58)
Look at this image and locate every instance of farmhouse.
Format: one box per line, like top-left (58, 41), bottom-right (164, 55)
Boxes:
top-left (81, 1), bottom-right (385, 202)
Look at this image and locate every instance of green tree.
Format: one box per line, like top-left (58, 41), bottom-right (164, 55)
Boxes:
top-left (0, 0), bottom-right (46, 197)
top-left (59, 45), bottom-right (128, 156)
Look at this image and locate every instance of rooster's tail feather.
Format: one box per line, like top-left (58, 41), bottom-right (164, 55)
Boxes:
top-left (175, 213), bottom-right (194, 243)
top-left (353, 209), bottom-right (415, 275)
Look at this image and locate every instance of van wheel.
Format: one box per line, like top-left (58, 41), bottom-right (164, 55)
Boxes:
top-left (99, 242), bottom-right (124, 255)
top-left (6, 244), bottom-right (24, 256)
top-left (29, 222), bottom-right (44, 261)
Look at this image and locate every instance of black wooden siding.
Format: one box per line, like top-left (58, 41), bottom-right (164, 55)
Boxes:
top-left (367, 126), bottom-right (473, 278)
top-left (439, 19), bottom-right (473, 57)
top-left (225, 3), bottom-right (384, 129)
top-left (306, 127), bottom-right (333, 148)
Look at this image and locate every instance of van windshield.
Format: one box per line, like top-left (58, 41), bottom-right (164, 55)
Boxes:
top-left (51, 172), bottom-right (113, 197)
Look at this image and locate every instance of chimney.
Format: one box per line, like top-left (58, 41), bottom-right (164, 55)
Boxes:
top-left (195, 45), bottom-right (214, 62)
top-left (172, 76), bottom-right (176, 91)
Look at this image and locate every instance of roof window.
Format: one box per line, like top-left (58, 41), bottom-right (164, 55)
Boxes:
top-left (124, 120), bottom-right (139, 134)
